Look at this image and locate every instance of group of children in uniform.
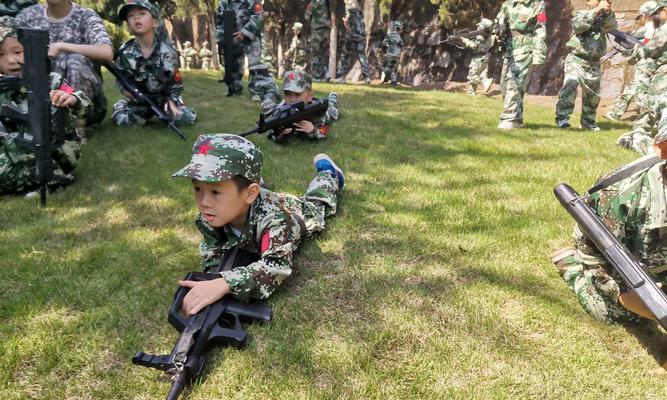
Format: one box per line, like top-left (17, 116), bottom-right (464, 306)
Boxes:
top-left (0, 0), bottom-right (345, 312)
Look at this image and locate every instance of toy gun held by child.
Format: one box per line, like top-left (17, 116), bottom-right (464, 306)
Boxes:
top-left (237, 98), bottom-right (328, 139)
top-left (104, 63), bottom-right (186, 141)
top-left (438, 28), bottom-right (488, 49)
top-left (217, 10), bottom-right (243, 95)
top-left (132, 247), bottom-right (272, 400)
top-left (0, 28), bottom-right (64, 207)
top-left (601, 29), bottom-right (645, 63)
top-left (554, 183), bottom-right (667, 329)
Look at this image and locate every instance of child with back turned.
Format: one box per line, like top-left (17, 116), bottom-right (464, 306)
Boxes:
top-left (173, 134), bottom-right (345, 312)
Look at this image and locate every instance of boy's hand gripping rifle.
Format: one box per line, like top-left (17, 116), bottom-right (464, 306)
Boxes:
top-left (0, 28), bottom-right (65, 206)
top-left (601, 29), bottom-right (645, 64)
top-left (237, 98), bottom-right (328, 140)
top-left (104, 62), bottom-right (186, 141)
top-left (553, 183), bottom-right (667, 328)
top-left (132, 247), bottom-right (272, 400)
top-left (438, 28), bottom-right (487, 49)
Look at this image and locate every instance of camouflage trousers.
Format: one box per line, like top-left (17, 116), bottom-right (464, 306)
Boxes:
top-left (251, 71), bottom-right (281, 110)
top-left (302, 170), bottom-right (340, 235)
top-left (609, 59), bottom-right (653, 119)
top-left (382, 55), bottom-right (399, 83)
top-left (556, 249), bottom-right (641, 325)
top-left (111, 98), bottom-right (197, 127)
top-left (467, 54), bottom-right (489, 87)
top-left (617, 66), bottom-right (667, 154)
top-left (336, 37), bottom-right (370, 80)
top-left (310, 27), bottom-right (330, 80)
top-left (225, 37), bottom-right (263, 95)
top-left (52, 54), bottom-right (107, 126)
top-left (555, 54), bottom-right (601, 128)
top-left (0, 138), bottom-right (80, 195)
top-left (499, 49), bottom-right (535, 123)
top-left (654, 92), bottom-right (667, 146)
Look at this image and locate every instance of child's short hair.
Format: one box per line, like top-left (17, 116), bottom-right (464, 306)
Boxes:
top-left (118, 0), bottom-right (159, 21)
top-left (283, 70), bottom-right (312, 93)
top-left (173, 134), bottom-right (263, 184)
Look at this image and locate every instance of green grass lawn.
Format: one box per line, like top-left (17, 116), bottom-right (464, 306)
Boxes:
top-left (1, 70), bottom-right (665, 399)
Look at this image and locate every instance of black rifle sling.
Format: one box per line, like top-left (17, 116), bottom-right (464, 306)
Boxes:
top-left (588, 155), bottom-right (663, 194)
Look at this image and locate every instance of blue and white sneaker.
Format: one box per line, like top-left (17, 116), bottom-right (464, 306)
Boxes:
top-left (313, 153), bottom-right (345, 190)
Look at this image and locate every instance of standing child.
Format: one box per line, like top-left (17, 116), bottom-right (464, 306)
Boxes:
top-left (111, 0), bottom-right (196, 127)
top-left (173, 134), bottom-right (345, 308)
top-left (381, 20), bottom-right (404, 86)
top-left (0, 16), bottom-right (89, 196)
top-left (458, 18), bottom-right (494, 95)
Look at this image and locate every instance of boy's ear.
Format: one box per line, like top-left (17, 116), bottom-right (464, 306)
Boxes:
top-left (245, 182), bottom-right (261, 204)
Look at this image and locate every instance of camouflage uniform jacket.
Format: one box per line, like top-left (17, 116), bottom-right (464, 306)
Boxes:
top-left (382, 31), bottom-right (404, 58)
top-left (197, 187), bottom-right (310, 301)
top-left (216, 0), bottom-right (264, 42)
top-left (494, 0), bottom-right (547, 64)
top-left (344, 5), bottom-right (365, 41)
top-left (631, 22), bottom-right (667, 74)
top-left (0, 72), bottom-right (89, 165)
top-left (576, 161), bottom-right (667, 285)
top-left (566, 9), bottom-right (616, 61)
top-left (17, 3), bottom-right (111, 47)
top-left (286, 34), bottom-right (307, 63)
top-left (0, 0), bottom-right (36, 17)
top-left (461, 33), bottom-right (493, 56)
top-left (306, 0), bottom-right (330, 30)
top-left (115, 37), bottom-right (183, 104)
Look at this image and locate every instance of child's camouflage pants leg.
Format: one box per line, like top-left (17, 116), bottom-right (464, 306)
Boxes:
top-left (499, 50), bottom-right (534, 123)
top-left (301, 171), bottom-right (339, 235)
top-left (112, 99), bottom-right (197, 126)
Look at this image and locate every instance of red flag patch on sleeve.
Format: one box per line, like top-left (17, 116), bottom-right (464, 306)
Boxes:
top-left (537, 12), bottom-right (547, 23)
top-left (58, 83), bottom-right (75, 94)
top-left (254, 2), bottom-right (263, 13)
top-left (319, 125), bottom-right (328, 138)
top-left (260, 230), bottom-right (271, 253)
top-left (174, 70), bottom-right (182, 82)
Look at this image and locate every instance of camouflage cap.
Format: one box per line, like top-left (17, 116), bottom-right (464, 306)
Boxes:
top-left (173, 134), bottom-right (263, 183)
top-left (119, 0), bottom-right (159, 21)
top-left (292, 22), bottom-right (303, 30)
top-left (649, 0), bottom-right (667, 14)
top-left (0, 16), bottom-right (19, 44)
top-left (283, 69), bottom-right (312, 93)
top-left (638, 0), bottom-right (658, 17)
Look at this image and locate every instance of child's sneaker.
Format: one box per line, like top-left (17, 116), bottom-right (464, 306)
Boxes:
top-left (556, 119), bottom-right (571, 129)
top-left (313, 153), bottom-right (345, 189)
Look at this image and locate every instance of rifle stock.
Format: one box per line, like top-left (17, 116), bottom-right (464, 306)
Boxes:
top-left (238, 97), bottom-right (329, 139)
top-left (554, 183), bottom-right (667, 328)
top-left (104, 62), bottom-right (186, 141)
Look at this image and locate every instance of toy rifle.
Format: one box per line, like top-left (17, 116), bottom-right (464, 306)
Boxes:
top-left (217, 10), bottom-right (243, 95)
top-left (237, 97), bottom-right (329, 141)
top-left (554, 183), bottom-right (667, 329)
top-left (0, 28), bottom-right (66, 206)
top-left (104, 62), bottom-right (186, 141)
top-left (601, 29), bottom-right (645, 63)
top-left (438, 28), bottom-right (488, 49)
top-left (132, 246), bottom-right (272, 400)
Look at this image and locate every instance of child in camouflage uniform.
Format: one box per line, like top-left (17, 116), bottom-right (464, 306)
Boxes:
top-left (459, 18), bottom-right (494, 95)
top-left (173, 134), bottom-right (345, 309)
top-left (551, 135), bottom-right (667, 326)
top-left (381, 20), bottom-right (404, 86)
top-left (555, 0), bottom-right (616, 131)
top-left (111, 0), bottom-right (196, 127)
top-left (263, 70), bottom-right (339, 143)
top-left (284, 22), bottom-right (308, 71)
top-left (0, 16), bottom-right (89, 196)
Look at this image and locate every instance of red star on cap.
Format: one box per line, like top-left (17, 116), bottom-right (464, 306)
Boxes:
top-left (289, 72), bottom-right (295, 80)
top-left (198, 142), bottom-right (214, 155)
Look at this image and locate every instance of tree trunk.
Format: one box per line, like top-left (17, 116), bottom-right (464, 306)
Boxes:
top-left (204, 0), bottom-right (220, 69)
top-left (329, 0), bottom-right (338, 79)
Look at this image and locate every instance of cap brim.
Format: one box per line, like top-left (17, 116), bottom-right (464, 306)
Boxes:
top-left (172, 161), bottom-right (234, 182)
top-left (283, 83), bottom-right (310, 93)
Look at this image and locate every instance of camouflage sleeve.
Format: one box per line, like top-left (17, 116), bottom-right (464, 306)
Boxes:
top-left (240, 1), bottom-right (264, 40)
top-left (572, 10), bottom-right (597, 34)
top-left (492, 1), bottom-right (508, 37)
top-left (532, 1), bottom-right (547, 64)
top-left (161, 45), bottom-right (184, 101)
top-left (81, 8), bottom-right (112, 46)
top-left (634, 25), bottom-right (667, 61)
top-left (601, 11), bottom-right (617, 34)
top-left (48, 72), bottom-right (91, 118)
top-left (460, 37), bottom-right (480, 51)
top-left (219, 217), bottom-right (297, 302)
top-left (113, 42), bottom-right (133, 95)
